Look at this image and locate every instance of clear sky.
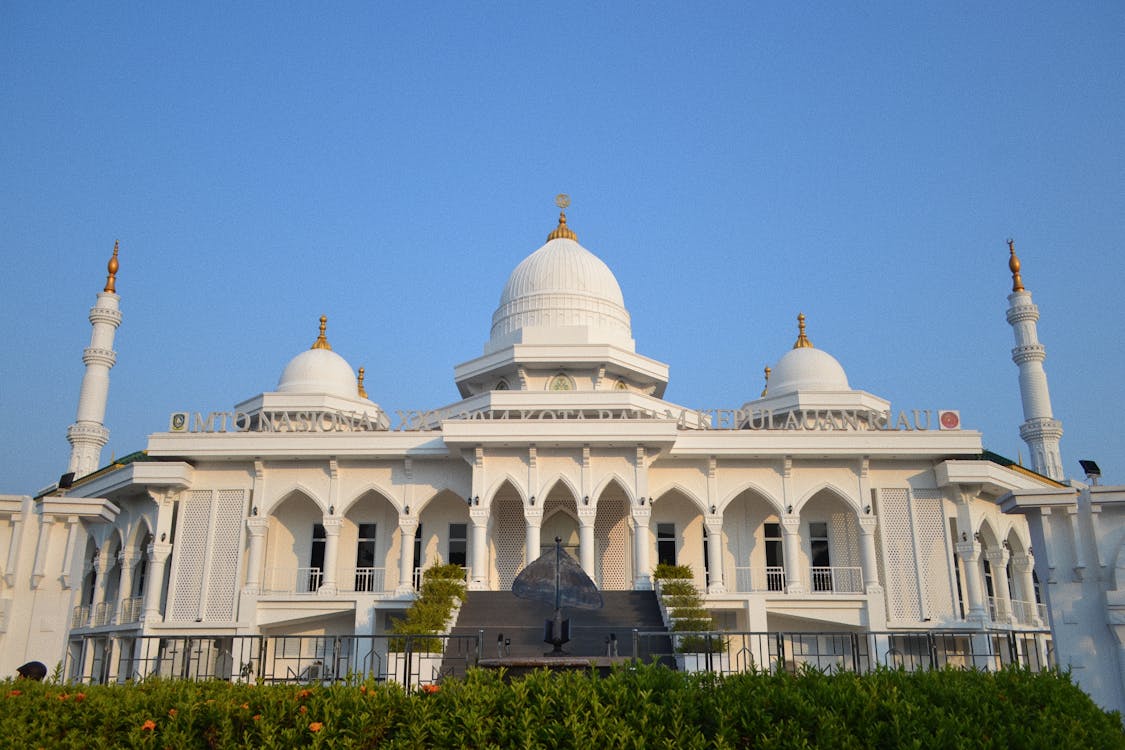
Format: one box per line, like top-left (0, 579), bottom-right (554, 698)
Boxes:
top-left (1, 3), bottom-right (1122, 495)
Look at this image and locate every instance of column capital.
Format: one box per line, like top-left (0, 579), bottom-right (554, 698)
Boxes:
top-left (955, 540), bottom-right (981, 561)
top-left (469, 508), bottom-right (489, 523)
top-left (985, 549), bottom-right (1010, 566)
top-left (246, 516), bottom-right (269, 535)
top-left (780, 515), bottom-right (801, 534)
top-left (321, 517), bottom-right (343, 534)
top-left (524, 507), bottom-right (543, 524)
top-left (703, 516), bottom-right (724, 532)
top-left (631, 506), bottom-right (652, 523)
top-left (858, 516), bottom-right (878, 534)
top-left (148, 542), bottom-right (173, 563)
top-left (577, 507), bottom-right (598, 523)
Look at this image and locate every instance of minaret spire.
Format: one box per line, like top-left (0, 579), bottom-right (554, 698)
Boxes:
top-left (67, 242), bottom-right (123, 478)
top-left (1005, 240), bottom-right (1064, 480)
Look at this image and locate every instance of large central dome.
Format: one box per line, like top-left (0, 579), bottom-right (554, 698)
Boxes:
top-left (486, 211), bottom-right (634, 353)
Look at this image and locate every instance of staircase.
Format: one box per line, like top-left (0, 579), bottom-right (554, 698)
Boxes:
top-left (449, 590), bottom-right (670, 662)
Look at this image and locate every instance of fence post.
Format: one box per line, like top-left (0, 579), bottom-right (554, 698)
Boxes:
top-left (776, 632), bottom-right (785, 674)
top-left (927, 631), bottom-right (937, 670)
top-left (477, 629), bottom-right (484, 663)
top-left (632, 628), bottom-right (639, 662)
top-left (850, 632), bottom-right (860, 673)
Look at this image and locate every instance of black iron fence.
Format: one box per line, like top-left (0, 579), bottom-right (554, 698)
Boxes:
top-left (632, 629), bottom-right (1054, 675)
top-left (63, 628), bottom-right (1053, 687)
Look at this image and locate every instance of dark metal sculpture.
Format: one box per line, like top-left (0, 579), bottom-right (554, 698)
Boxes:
top-left (512, 537), bottom-right (603, 655)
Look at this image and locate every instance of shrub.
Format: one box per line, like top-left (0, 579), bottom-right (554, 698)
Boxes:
top-left (653, 562), bottom-right (721, 652)
top-left (0, 664), bottom-right (1120, 749)
top-left (389, 562), bottom-right (466, 652)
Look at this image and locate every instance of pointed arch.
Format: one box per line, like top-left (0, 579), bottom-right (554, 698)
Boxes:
top-left (412, 486), bottom-right (471, 517)
top-left (340, 482), bottom-right (400, 516)
top-left (268, 484), bottom-right (325, 516)
top-left (796, 483), bottom-right (859, 513)
top-left (976, 518), bottom-right (1001, 549)
top-left (486, 474), bottom-right (527, 505)
top-left (720, 481), bottom-right (783, 515)
top-left (592, 473), bottom-right (634, 505)
top-left (538, 474), bottom-right (581, 504)
top-left (126, 516), bottom-right (153, 549)
top-left (650, 483), bottom-right (707, 515)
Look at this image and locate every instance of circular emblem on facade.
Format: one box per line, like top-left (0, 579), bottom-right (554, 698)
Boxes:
top-left (940, 410), bottom-right (960, 430)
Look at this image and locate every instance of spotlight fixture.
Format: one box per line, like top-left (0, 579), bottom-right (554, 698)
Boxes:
top-left (1079, 459), bottom-right (1102, 486)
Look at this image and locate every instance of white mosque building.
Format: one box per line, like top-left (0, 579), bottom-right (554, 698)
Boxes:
top-left (1, 204), bottom-right (1121, 710)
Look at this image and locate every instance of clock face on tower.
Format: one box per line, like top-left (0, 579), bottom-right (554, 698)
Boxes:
top-left (548, 374), bottom-right (573, 391)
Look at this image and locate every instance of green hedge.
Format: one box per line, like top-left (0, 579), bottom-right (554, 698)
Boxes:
top-left (389, 563), bottom-right (467, 652)
top-left (1, 665), bottom-right (1120, 749)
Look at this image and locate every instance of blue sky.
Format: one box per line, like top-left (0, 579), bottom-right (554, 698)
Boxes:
top-left (2, 3), bottom-right (1122, 495)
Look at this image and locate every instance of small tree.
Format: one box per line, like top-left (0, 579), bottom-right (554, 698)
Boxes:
top-left (389, 562), bottom-right (466, 653)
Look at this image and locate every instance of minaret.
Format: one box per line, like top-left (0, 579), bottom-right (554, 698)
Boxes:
top-left (1005, 240), bottom-right (1064, 480)
top-left (66, 242), bottom-right (122, 478)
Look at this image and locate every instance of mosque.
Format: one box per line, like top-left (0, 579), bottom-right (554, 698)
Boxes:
top-left (1, 201), bottom-right (1122, 711)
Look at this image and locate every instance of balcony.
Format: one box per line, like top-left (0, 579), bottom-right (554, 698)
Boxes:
top-left (118, 596), bottom-right (144, 624)
top-left (340, 567), bottom-right (386, 593)
top-left (72, 604), bottom-right (91, 628)
top-left (264, 567), bottom-right (322, 595)
top-left (808, 567), bottom-right (863, 594)
top-left (91, 601), bottom-right (115, 627)
top-left (733, 566), bottom-right (786, 593)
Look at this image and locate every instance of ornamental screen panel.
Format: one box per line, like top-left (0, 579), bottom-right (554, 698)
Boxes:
top-left (594, 495), bottom-right (630, 590)
top-left (493, 495), bottom-right (525, 590)
top-left (876, 488), bottom-right (921, 622)
top-left (170, 491), bottom-right (211, 621)
top-left (204, 489), bottom-right (246, 621)
top-left (912, 489), bottom-right (955, 621)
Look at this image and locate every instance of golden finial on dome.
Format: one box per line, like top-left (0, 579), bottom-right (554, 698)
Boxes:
top-left (547, 193), bottom-right (578, 242)
top-left (357, 367), bottom-right (367, 398)
top-left (311, 315), bottom-right (332, 351)
top-left (103, 240), bottom-right (120, 293)
top-left (761, 366), bottom-right (771, 397)
top-left (793, 313), bottom-right (813, 349)
top-left (1007, 238), bottom-right (1025, 292)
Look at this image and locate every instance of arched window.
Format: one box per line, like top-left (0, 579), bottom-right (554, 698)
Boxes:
top-left (548, 373), bottom-right (574, 391)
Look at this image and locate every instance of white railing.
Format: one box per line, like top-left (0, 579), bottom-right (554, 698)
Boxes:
top-left (264, 567), bottom-right (322, 594)
top-left (987, 596), bottom-right (1012, 622)
top-left (733, 567), bottom-right (786, 593)
top-left (342, 567), bottom-right (385, 593)
top-left (72, 605), bottom-right (91, 628)
top-left (92, 601), bottom-right (115, 626)
top-left (1009, 598), bottom-right (1045, 624)
top-left (809, 567), bottom-right (863, 594)
top-left (118, 596), bottom-right (144, 624)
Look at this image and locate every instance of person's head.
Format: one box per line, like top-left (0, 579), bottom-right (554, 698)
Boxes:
top-left (16, 661), bottom-right (47, 681)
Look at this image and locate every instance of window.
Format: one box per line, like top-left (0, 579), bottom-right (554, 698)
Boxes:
top-left (355, 523), bottom-right (376, 592)
top-left (495, 379), bottom-right (509, 391)
top-left (1033, 569), bottom-right (1042, 604)
top-left (982, 559), bottom-right (994, 597)
top-left (309, 524), bottom-right (325, 592)
top-left (764, 522), bottom-right (783, 591)
top-left (810, 521), bottom-right (831, 591)
top-left (448, 523), bottom-right (467, 567)
top-left (548, 373), bottom-right (574, 391)
top-left (657, 523), bottom-right (676, 566)
top-left (413, 524), bottom-right (423, 567)
top-left (132, 555), bottom-right (148, 598)
top-left (702, 526), bottom-right (710, 586)
top-left (954, 555), bottom-right (966, 618)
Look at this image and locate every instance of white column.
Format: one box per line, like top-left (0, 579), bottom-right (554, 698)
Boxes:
top-left (142, 542), bottom-right (172, 622)
top-left (781, 515), bottom-right (804, 594)
top-left (397, 516), bottom-right (419, 594)
top-left (60, 515), bottom-right (82, 589)
top-left (1011, 554), bottom-right (1038, 623)
top-left (858, 516), bottom-right (881, 592)
top-left (319, 516), bottom-right (341, 596)
top-left (525, 507), bottom-right (542, 565)
top-left (30, 513), bottom-right (55, 589)
top-left (3, 512), bottom-right (24, 587)
top-left (987, 549), bottom-right (1011, 622)
top-left (578, 510), bottom-right (596, 580)
top-left (956, 540), bottom-right (986, 622)
top-left (67, 243), bottom-right (122, 478)
top-left (704, 516), bottom-right (725, 593)
top-left (244, 517), bottom-right (268, 595)
top-left (115, 551), bottom-right (138, 623)
top-left (91, 545), bottom-right (113, 623)
top-left (468, 509), bottom-right (488, 591)
top-left (632, 506), bottom-right (652, 590)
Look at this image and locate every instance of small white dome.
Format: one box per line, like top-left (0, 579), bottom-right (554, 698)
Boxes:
top-left (489, 219), bottom-right (632, 350)
top-left (276, 316), bottom-right (360, 399)
top-left (277, 348), bottom-right (358, 398)
top-left (769, 346), bottom-right (850, 395)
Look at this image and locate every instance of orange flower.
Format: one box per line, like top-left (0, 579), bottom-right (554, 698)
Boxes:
top-left (74, 693), bottom-right (85, 702)
top-left (308, 722), bottom-right (324, 733)
top-left (299, 705), bottom-right (308, 714)
top-left (252, 714), bottom-right (262, 721)
top-left (359, 685), bottom-right (367, 695)
top-left (8, 690), bottom-right (21, 697)
top-left (240, 703), bottom-right (249, 710)
top-left (421, 684), bottom-right (440, 694)
top-left (58, 694), bottom-right (69, 701)
top-left (141, 720), bottom-right (156, 731)
top-left (168, 708), bottom-right (178, 717)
